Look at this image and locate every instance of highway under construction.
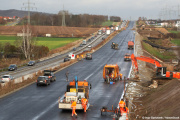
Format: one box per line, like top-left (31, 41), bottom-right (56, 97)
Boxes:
top-left (0, 22), bottom-right (135, 120)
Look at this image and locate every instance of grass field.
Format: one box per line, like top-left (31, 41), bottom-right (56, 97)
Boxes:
top-left (142, 42), bottom-right (176, 60)
top-left (102, 21), bottom-right (113, 26)
top-left (171, 39), bottom-right (180, 46)
top-left (168, 31), bottom-right (180, 34)
top-left (0, 36), bottom-right (81, 50)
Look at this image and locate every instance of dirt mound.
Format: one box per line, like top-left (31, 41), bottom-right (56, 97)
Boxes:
top-left (136, 79), bottom-right (180, 118)
top-left (0, 26), bottom-right (99, 37)
top-left (138, 30), bottom-right (162, 39)
top-left (155, 28), bottom-right (170, 35)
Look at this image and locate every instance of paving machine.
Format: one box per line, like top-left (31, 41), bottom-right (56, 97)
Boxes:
top-left (111, 42), bottom-right (119, 50)
top-left (58, 76), bottom-right (91, 110)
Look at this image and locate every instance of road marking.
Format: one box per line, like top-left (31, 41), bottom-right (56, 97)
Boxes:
top-left (84, 73), bottom-right (94, 81)
top-left (32, 95), bottom-right (63, 120)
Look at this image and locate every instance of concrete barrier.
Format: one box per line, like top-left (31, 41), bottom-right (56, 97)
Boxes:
top-left (14, 77), bottom-right (23, 84)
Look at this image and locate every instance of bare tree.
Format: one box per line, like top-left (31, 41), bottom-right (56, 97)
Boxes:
top-left (16, 25), bottom-right (36, 59)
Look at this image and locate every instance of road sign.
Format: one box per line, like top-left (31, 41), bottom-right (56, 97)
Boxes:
top-left (71, 54), bottom-right (75, 59)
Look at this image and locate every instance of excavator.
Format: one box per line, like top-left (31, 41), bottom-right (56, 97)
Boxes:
top-left (131, 54), bottom-right (180, 81)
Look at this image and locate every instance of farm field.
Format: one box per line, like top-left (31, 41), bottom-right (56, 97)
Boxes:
top-left (171, 39), bottom-right (180, 46)
top-left (0, 36), bottom-right (81, 50)
top-left (102, 21), bottom-right (113, 26)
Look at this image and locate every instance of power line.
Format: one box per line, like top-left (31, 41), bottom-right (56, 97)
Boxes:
top-left (21, 0), bottom-right (36, 25)
top-left (62, 4), bottom-right (66, 26)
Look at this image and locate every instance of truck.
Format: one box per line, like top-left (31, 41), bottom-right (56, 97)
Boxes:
top-left (106, 30), bottom-right (110, 35)
top-left (102, 28), bottom-right (106, 33)
top-left (82, 40), bottom-right (87, 45)
top-left (103, 64), bottom-right (122, 83)
top-left (58, 77), bottom-right (91, 110)
top-left (128, 41), bottom-right (134, 49)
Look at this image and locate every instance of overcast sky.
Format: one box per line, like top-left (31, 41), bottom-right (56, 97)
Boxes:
top-left (0, 0), bottom-right (180, 20)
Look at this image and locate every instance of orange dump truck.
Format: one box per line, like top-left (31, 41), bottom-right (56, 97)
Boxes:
top-left (103, 64), bottom-right (122, 83)
top-left (128, 41), bottom-right (134, 49)
top-left (58, 79), bottom-right (91, 110)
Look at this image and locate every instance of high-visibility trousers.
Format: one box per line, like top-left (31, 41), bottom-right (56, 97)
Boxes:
top-left (72, 107), bottom-right (77, 116)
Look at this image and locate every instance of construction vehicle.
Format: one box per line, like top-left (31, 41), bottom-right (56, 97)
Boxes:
top-left (124, 53), bottom-right (131, 61)
top-left (128, 41), bottom-right (134, 49)
top-left (103, 64), bottom-right (123, 83)
top-left (100, 105), bottom-right (120, 118)
top-left (111, 42), bottom-right (119, 50)
top-left (131, 54), bottom-right (180, 81)
top-left (58, 76), bottom-right (91, 110)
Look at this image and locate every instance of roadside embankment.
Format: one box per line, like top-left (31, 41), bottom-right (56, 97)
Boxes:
top-left (125, 31), bottom-right (180, 120)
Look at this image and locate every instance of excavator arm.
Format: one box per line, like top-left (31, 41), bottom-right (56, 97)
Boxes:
top-left (131, 54), bottom-right (162, 74)
top-left (131, 54), bottom-right (180, 80)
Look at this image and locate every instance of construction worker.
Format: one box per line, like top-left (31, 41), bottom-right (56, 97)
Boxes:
top-left (119, 99), bottom-right (125, 110)
top-left (65, 70), bottom-right (69, 81)
top-left (63, 92), bottom-right (66, 102)
top-left (71, 100), bottom-right (77, 117)
top-left (120, 106), bottom-right (129, 120)
top-left (81, 98), bottom-right (88, 112)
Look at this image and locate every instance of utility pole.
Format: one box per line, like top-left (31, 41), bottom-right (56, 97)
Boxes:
top-left (62, 5), bottom-right (66, 26)
top-left (20, 0), bottom-right (36, 60)
top-left (22, 0), bottom-right (36, 25)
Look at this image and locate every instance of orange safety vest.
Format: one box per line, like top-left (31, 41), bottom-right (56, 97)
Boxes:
top-left (119, 100), bottom-right (125, 108)
top-left (71, 101), bottom-right (76, 108)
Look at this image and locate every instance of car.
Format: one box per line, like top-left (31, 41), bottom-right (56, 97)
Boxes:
top-left (72, 47), bottom-right (76, 51)
top-left (43, 70), bottom-right (56, 82)
top-left (64, 57), bottom-right (70, 62)
top-left (67, 52), bottom-right (73, 58)
top-left (79, 44), bottom-right (83, 47)
top-left (27, 61), bottom-right (35, 66)
top-left (86, 53), bottom-right (92, 60)
top-left (124, 53), bottom-right (131, 61)
top-left (88, 39), bottom-right (91, 42)
top-left (88, 45), bottom-right (92, 48)
top-left (1, 75), bottom-right (14, 83)
top-left (8, 64), bottom-right (17, 71)
top-left (36, 76), bottom-right (51, 86)
top-left (91, 37), bottom-right (94, 40)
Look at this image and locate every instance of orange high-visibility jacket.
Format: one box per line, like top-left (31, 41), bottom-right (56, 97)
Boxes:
top-left (71, 101), bottom-right (77, 108)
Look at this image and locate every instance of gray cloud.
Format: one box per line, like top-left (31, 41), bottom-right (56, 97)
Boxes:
top-left (0, 0), bottom-right (180, 20)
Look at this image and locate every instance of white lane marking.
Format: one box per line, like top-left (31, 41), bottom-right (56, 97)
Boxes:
top-left (84, 63), bottom-right (104, 81)
top-left (84, 73), bottom-right (94, 81)
top-left (32, 95), bottom-right (64, 120)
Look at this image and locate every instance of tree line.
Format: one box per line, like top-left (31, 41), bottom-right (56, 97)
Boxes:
top-left (19, 11), bottom-right (121, 27)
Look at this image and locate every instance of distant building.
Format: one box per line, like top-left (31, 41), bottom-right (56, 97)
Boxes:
top-left (175, 21), bottom-right (180, 27)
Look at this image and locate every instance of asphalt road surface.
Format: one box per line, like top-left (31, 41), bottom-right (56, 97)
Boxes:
top-left (0, 34), bottom-right (107, 80)
top-left (0, 21), bottom-right (135, 120)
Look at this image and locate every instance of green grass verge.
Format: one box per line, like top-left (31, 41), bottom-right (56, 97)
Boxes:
top-left (168, 31), bottom-right (180, 34)
top-left (0, 36), bottom-right (81, 50)
top-left (171, 39), bottom-right (180, 46)
top-left (142, 42), bottom-right (175, 60)
top-left (102, 21), bottom-right (113, 26)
